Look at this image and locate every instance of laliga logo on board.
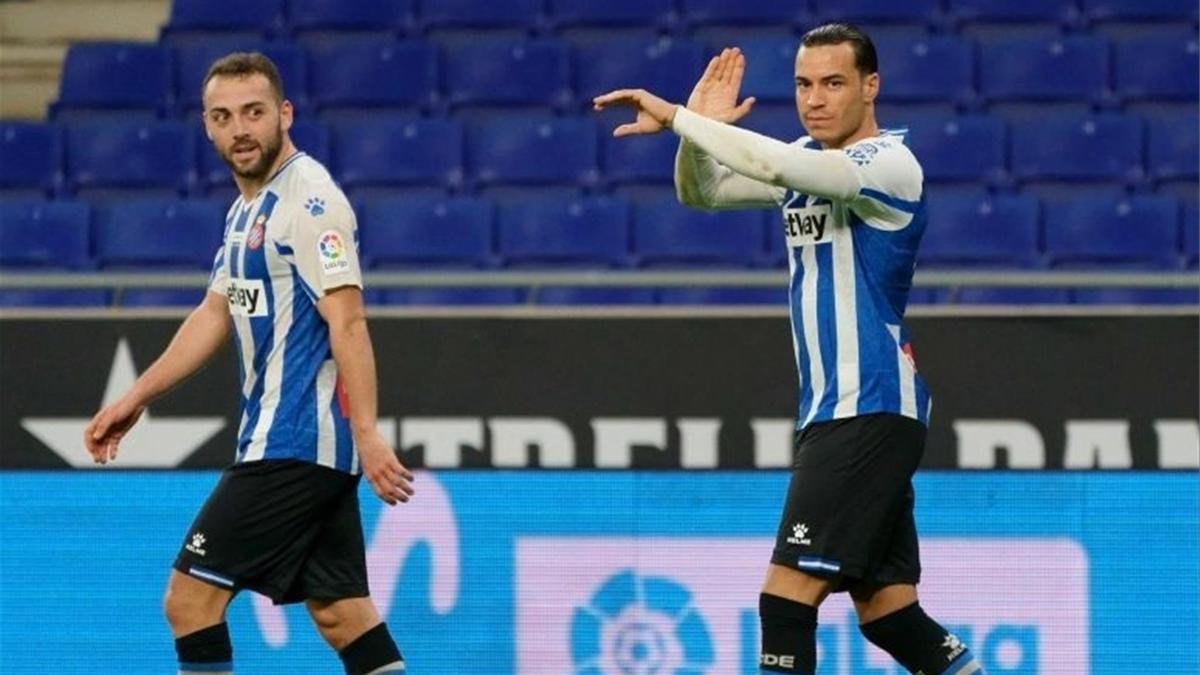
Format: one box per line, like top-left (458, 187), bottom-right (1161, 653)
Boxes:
top-left (570, 569), bottom-right (714, 674)
top-left (517, 537), bottom-right (1090, 674)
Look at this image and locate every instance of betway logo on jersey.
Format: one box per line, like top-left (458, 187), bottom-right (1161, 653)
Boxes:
top-left (226, 279), bottom-right (267, 317)
top-left (783, 204), bottom-right (833, 247)
top-left (515, 537), bottom-right (1089, 674)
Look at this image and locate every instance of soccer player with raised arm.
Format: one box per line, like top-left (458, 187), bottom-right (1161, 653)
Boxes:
top-left (594, 24), bottom-right (983, 675)
top-left (83, 53), bottom-right (411, 675)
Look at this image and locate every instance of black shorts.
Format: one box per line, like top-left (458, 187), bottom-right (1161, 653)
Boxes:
top-left (770, 413), bottom-right (925, 593)
top-left (173, 460), bottom-right (369, 605)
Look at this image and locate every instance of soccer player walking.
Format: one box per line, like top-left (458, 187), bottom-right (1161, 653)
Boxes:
top-left (595, 24), bottom-right (982, 675)
top-left (84, 53), bottom-right (411, 675)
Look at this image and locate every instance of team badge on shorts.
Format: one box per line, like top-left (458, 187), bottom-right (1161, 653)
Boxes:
top-left (319, 230), bottom-right (351, 274)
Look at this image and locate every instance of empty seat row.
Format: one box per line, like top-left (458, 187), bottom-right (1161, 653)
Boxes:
top-left (51, 30), bottom-right (1199, 119)
top-left (2, 192), bottom-right (1195, 273)
top-left (3, 284), bottom-right (1195, 309)
top-left (160, 0), bottom-right (1198, 42)
top-left (4, 110), bottom-right (1196, 197)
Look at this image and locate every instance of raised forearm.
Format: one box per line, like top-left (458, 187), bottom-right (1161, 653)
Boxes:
top-left (672, 106), bottom-right (862, 201)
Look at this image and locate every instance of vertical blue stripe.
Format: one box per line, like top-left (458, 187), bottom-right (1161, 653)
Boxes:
top-left (227, 206), bottom-right (251, 277)
top-left (234, 195), bottom-right (279, 459)
top-left (789, 248), bottom-right (814, 427)
top-left (264, 293), bottom-right (320, 462)
top-left (812, 243), bottom-right (838, 421)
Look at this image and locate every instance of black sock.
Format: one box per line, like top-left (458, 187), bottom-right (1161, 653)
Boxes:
top-left (339, 622), bottom-right (404, 675)
top-left (759, 593), bottom-right (818, 674)
top-left (175, 622), bottom-right (232, 672)
top-left (860, 602), bottom-right (978, 674)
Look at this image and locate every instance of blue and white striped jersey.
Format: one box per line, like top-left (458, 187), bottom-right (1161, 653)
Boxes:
top-left (777, 131), bottom-right (931, 430)
top-left (208, 152), bottom-right (364, 473)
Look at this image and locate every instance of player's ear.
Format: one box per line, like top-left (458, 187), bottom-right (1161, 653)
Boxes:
top-left (862, 72), bottom-right (879, 104)
top-left (280, 99), bottom-right (294, 133)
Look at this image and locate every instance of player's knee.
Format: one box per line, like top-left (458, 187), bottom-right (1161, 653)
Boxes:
top-left (307, 598), bottom-right (379, 650)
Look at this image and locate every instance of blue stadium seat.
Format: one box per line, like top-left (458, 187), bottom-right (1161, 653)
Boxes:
top-left (602, 128), bottom-right (681, 185)
top-left (0, 201), bottom-right (91, 269)
top-left (307, 39), bottom-right (437, 111)
top-left (497, 195), bottom-right (631, 266)
top-left (902, 114), bottom-right (1006, 184)
top-left (547, 0), bottom-right (675, 29)
top-left (1073, 287), bottom-right (1199, 304)
top-left (467, 116), bottom-right (598, 187)
top-left (161, 0), bottom-right (284, 40)
top-left (287, 0), bottom-right (413, 36)
top-left (739, 104), bottom-right (805, 142)
top-left (1044, 195), bottom-right (1179, 267)
top-left (947, 0), bottom-right (1080, 25)
top-left (334, 118), bottom-right (463, 189)
top-left (1147, 110), bottom-right (1199, 182)
top-left (658, 286), bottom-right (788, 305)
top-left (0, 290), bottom-right (111, 308)
top-left (680, 0), bottom-right (811, 27)
top-left (93, 199), bottom-right (224, 269)
top-left (1114, 29), bottom-right (1199, 101)
top-left (874, 35), bottom-right (975, 105)
top-left (922, 193), bottom-right (1041, 267)
top-left (633, 197), bottom-right (766, 266)
top-left (575, 37), bottom-right (707, 109)
top-left (979, 36), bottom-right (1111, 102)
top-left (360, 195), bottom-right (494, 267)
top-left (174, 41), bottom-right (308, 114)
top-left (442, 39), bottom-right (572, 109)
top-left (536, 286), bottom-right (657, 305)
top-left (66, 121), bottom-right (194, 194)
top-left (1010, 113), bottom-right (1144, 183)
top-left (197, 120), bottom-right (332, 192)
top-left (418, 0), bottom-right (543, 30)
top-left (0, 123), bottom-right (62, 196)
top-left (52, 43), bottom-right (170, 117)
top-left (119, 288), bottom-right (207, 307)
top-left (950, 287), bottom-right (1072, 304)
top-left (735, 37), bottom-right (804, 103)
top-left (813, 0), bottom-right (941, 24)
top-left (1179, 194), bottom-right (1198, 268)
top-left (1081, 0), bottom-right (1198, 22)
top-left (380, 287), bottom-right (526, 305)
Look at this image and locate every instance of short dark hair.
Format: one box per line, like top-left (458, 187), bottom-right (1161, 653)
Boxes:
top-left (202, 52), bottom-right (285, 104)
top-left (800, 23), bottom-right (878, 75)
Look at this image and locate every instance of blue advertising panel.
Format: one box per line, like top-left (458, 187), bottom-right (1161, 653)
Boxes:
top-left (1, 471), bottom-right (1196, 673)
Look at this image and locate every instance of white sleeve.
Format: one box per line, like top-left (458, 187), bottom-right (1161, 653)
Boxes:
top-left (290, 194), bottom-right (363, 301)
top-left (207, 246), bottom-right (228, 296)
top-left (671, 107), bottom-right (923, 229)
top-left (674, 138), bottom-right (783, 210)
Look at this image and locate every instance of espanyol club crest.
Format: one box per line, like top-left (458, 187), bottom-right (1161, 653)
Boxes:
top-left (247, 214), bottom-right (266, 250)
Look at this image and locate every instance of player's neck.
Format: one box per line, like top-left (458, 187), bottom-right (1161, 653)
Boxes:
top-left (234, 139), bottom-right (298, 202)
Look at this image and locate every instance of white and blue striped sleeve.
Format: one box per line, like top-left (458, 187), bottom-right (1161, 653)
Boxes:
top-left (843, 137), bottom-right (924, 230)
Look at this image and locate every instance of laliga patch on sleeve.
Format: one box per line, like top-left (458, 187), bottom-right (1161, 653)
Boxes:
top-left (317, 229), bottom-right (352, 275)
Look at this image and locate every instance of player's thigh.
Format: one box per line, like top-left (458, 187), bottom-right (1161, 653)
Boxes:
top-left (762, 562), bottom-right (834, 606)
top-left (163, 569), bottom-right (234, 635)
top-left (848, 581), bottom-right (918, 624)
